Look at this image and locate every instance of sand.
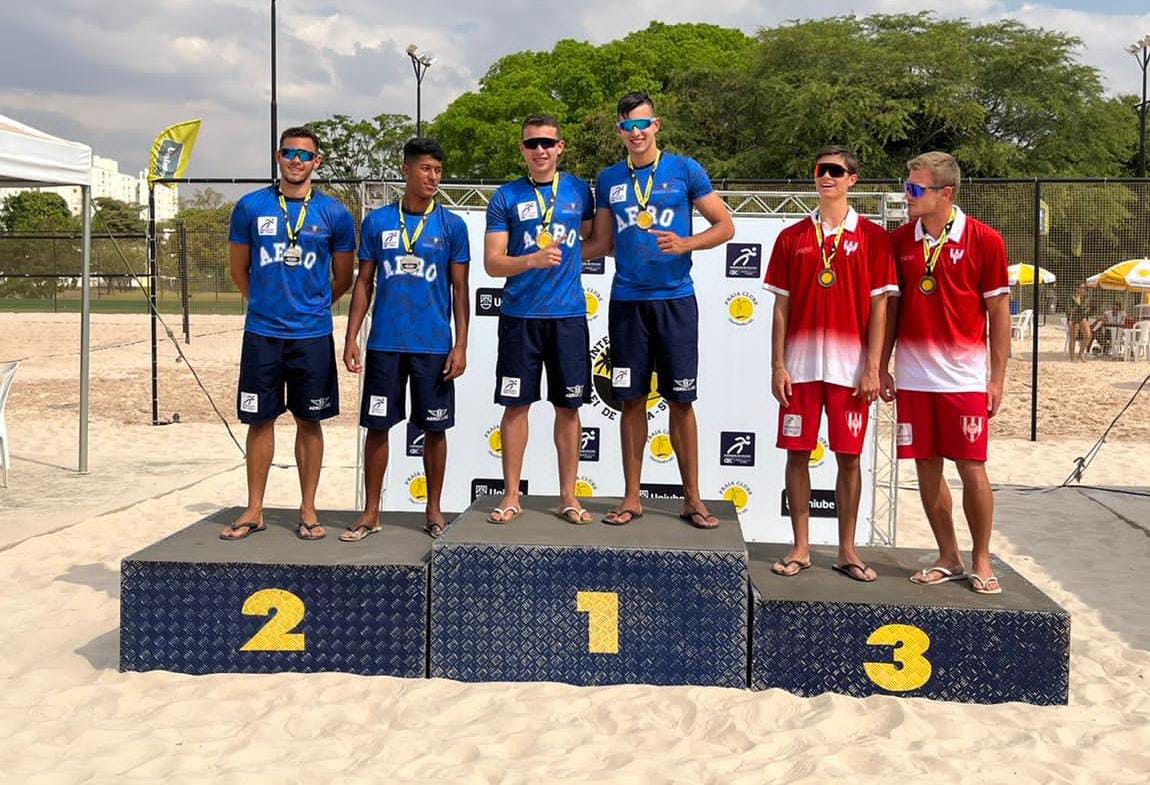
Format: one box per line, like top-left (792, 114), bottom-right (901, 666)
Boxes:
top-left (1, 312), bottom-right (1148, 783)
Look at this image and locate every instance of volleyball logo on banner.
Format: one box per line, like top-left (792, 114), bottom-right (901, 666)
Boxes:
top-left (809, 437), bottom-right (828, 467)
top-left (407, 472), bottom-right (428, 504)
top-left (720, 480), bottom-right (753, 513)
top-left (484, 425), bottom-right (502, 458)
top-left (590, 336), bottom-right (667, 421)
top-left (725, 292), bottom-right (758, 326)
top-left (575, 476), bottom-right (597, 497)
top-left (648, 430), bottom-right (675, 464)
top-left (585, 288), bottom-right (603, 321)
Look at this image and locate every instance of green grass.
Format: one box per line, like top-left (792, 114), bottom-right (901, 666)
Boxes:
top-left (0, 290), bottom-right (349, 316)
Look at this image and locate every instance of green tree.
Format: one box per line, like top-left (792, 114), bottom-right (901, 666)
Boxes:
top-left (0, 191), bottom-right (79, 298)
top-left (0, 191), bottom-right (77, 232)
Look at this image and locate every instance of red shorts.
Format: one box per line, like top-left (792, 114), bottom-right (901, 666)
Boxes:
top-left (896, 390), bottom-right (989, 462)
top-left (776, 381), bottom-right (868, 455)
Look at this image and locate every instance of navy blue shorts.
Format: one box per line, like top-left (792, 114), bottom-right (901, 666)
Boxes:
top-left (608, 296), bottom-right (699, 403)
top-left (237, 332), bottom-right (339, 425)
top-left (494, 315), bottom-right (591, 408)
top-left (360, 350), bottom-right (454, 432)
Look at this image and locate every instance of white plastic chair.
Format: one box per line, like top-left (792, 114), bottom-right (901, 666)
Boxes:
top-left (0, 361), bottom-right (19, 488)
top-left (1121, 322), bottom-right (1150, 362)
top-left (1011, 309), bottom-right (1033, 340)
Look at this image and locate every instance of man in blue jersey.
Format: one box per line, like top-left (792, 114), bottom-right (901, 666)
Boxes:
top-left (484, 115), bottom-right (603, 525)
top-left (222, 126), bottom-right (356, 541)
top-left (592, 92), bottom-right (735, 528)
top-left (341, 137), bottom-right (470, 541)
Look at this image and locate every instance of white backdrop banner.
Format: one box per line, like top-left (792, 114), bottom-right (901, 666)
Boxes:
top-left (373, 210), bottom-right (876, 544)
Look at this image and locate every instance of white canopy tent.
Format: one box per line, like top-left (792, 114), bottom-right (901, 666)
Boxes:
top-left (0, 115), bottom-right (94, 472)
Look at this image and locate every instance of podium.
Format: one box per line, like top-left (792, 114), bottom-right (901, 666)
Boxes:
top-left (120, 508), bottom-right (430, 676)
top-left (429, 495), bottom-right (748, 687)
top-left (747, 543), bottom-right (1070, 705)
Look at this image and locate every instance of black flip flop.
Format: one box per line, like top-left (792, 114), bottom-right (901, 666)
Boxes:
top-left (220, 520), bottom-right (265, 541)
top-left (832, 562), bottom-right (876, 582)
top-left (771, 558), bottom-right (812, 576)
top-left (602, 508), bottom-right (643, 526)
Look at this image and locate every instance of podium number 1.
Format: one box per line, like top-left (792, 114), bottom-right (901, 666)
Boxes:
top-left (864, 623), bottom-right (932, 692)
top-left (239, 589), bottom-right (306, 652)
top-left (576, 591), bottom-right (619, 654)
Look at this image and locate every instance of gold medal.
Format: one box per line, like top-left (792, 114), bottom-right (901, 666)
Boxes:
top-left (817, 268), bottom-right (836, 288)
top-left (537, 230), bottom-right (554, 249)
top-left (919, 275), bottom-right (937, 295)
top-left (636, 211), bottom-right (655, 230)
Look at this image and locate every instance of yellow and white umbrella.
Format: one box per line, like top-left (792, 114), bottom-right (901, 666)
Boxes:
top-left (1008, 263), bottom-right (1056, 286)
top-left (1085, 258), bottom-right (1150, 291)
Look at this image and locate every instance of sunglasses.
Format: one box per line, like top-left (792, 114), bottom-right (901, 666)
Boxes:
top-left (280, 148), bottom-right (317, 162)
top-left (904, 181), bottom-right (949, 198)
top-left (814, 163), bottom-right (852, 178)
top-left (522, 137), bottom-right (561, 150)
top-left (617, 118), bottom-right (657, 132)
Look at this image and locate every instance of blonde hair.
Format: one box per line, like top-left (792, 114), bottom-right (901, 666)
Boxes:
top-left (908, 151), bottom-right (961, 198)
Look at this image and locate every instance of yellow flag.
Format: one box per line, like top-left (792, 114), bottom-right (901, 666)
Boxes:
top-left (148, 119), bottom-right (201, 187)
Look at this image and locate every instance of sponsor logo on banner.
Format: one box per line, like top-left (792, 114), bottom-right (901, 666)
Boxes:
top-left (257, 217), bottom-right (278, 236)
top-left (484, 425), bottom-right (502, 458)
top-left (590, 336), bottom-right (667, 422)
top-left (809, 437), bottom-right (828, 468)
top-left (406, 422), bottom-right (424, 457)
top-left (897, 423), bottom-right (913, 446)
top-left (780, 489), bottom-right (838, 518)
top-left (720, 431), bottom-right (755, 467)
top-left (648, 430), bottom-right (675, 463)
top-left (476, 288), bottom-right (503, 317)
top-left (575, 476), bottom-right (597, 498)
top-left (639, 483), bottom-right (685, 500)
top-left (584, 287), bottom-right (603, 321)
top-left (725, 292), bottom-right (757, 326)
top-left (470, 478), bottom-right (529, 501)
top-left (961, 415), bottom-right (985, 443)
top-left (582, 257), bottom-right (605, 275)
top-left (725, 242), bottom-right (762, 278)
top-left (720, 481), bottom-right (752, 513)
top-left (580, 427), bottom-right (600, 461)
top-left (406, 472), bottom-right (428, 504)
top-left (240, 392), bottom-right (259, 414)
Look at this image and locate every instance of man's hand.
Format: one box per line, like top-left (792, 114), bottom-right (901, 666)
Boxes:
top-left (878, 368), bottom-right (897, 402)
top-left (526, 246), bottom-right (562, 269)
top-left (772, 367), bottom-right (792, 407)
top-left (988, 377), bottom-right (1005, 417)
top-left (343, 341), bottom-right (362, 374)
top-left (650, 230), bottom-right (692, 256)
top-left (855, 368), bottom-right (880, 403)
top-left (443, 345), bottom-right (467, 380)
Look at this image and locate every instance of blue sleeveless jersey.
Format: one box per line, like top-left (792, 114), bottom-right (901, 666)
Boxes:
top-left (358, 203), bottom-right (470, 353)
top-left (594, 153), bottom-right (713, 301)
top-left (228, 186), bottom-right (356, 338)
top-left (485, 174), bottom-right (595, 318)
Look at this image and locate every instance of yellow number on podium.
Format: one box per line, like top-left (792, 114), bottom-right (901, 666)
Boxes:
top-left (863, 623), bottom-right (932, 692)
top-left (576, 591), bottom-right (619, 654)
top-left (239, 589), bottom-right (306, 652)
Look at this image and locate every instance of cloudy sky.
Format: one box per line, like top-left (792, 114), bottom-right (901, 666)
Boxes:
top-left (2, 0), bottom-right (1149, 183)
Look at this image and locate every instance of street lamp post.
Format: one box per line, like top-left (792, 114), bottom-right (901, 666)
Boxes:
top-left (406, 44), bottom-right (435, 137)
top-left (1129, 35), bottom-right (1150, 178)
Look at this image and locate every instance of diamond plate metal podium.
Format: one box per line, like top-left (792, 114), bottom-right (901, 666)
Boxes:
top-left (430, 496), bottom-right (748, 687)
top-left (748, 543), bottom-right (1070, 705)
top-left (120, 508), bottom-right (430, 676)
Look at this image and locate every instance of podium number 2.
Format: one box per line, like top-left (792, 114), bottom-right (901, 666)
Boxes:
top-left (864, 624), bottom-right (932, 692)
top-left (239, 589), bottom-right (306, 652)
top-left (576, 591), bottom-right (619, 654)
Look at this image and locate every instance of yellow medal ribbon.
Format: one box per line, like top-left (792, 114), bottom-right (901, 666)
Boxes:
top-left (921, 207), bottom-right (958, 279)
top-left (532, 172), bottom-right (560, 247)
top-left (277, 187), bottom-right (312, 248)
top-left (399, 198), bottom-right (436, 254)
top-left (628, 150), bottom-right (662, 230)
top-left (813, 210), bottom-right (848, 275)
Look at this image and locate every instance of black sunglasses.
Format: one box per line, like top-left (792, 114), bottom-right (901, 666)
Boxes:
top-left (522, 137), bottom-right (560, 150)
top-left (814, 163), bottom-right (852, 178)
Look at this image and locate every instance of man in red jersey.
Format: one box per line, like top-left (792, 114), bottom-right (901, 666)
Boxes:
top-left (879, 151), bottom-right (1010, 595)
top-left (764, 146), bottom-right (897, 581)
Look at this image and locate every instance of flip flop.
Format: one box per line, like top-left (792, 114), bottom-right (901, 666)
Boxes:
top-left (339, 523), bottom-right (381, 542)
top-left (680, 509), bottom-right (720, 529)
top-left (602, 508), bottom-right (643, 526)
top-left (833, 562), bottom-right (877, 582)
top-left (487, 506), bottom-right (521, 524)
top-left (297, 521), bottom-right (326, 541)
top-left (424, 519), bottom-right (447, 538)
top-left (969, 574), bottom-right (1003, 595)
top-left (909, 566), bottom-right (966, 585)
top-left (220, 520), bottom-right (265, 541)
top-left (770, 558), bottom-right (811, 577)
top-left (556, 506), bottom-right (593, 525)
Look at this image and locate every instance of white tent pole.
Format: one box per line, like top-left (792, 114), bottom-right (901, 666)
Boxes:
top-left (79, 185), bottom-right (91, 474)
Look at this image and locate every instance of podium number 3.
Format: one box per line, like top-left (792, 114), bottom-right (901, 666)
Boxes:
top-left (576, 591), bottom-right (619, 654)
top-left (864, 624), bottom-right (932, 692)
top-left (240, 589), bottom-right (306, 652)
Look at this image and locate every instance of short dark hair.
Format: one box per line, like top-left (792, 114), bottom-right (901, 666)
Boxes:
top-left (279, 126), bottom-right (321, 151)
top-left (814, 145), bottom-right (860, 174)
top-left (617, 92), bottom-right (655, 118)
top-left (404, 137), bottom-right (444, 164)
top-left (522, 114), bottom-right (561, 136)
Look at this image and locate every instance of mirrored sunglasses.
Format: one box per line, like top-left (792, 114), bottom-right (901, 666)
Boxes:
top-left (904, 181), bottom-right (948, 198)
top-left (617, 118), bottom-right (657, 132)
top-left (280, 148), bottom-right (317, 162)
